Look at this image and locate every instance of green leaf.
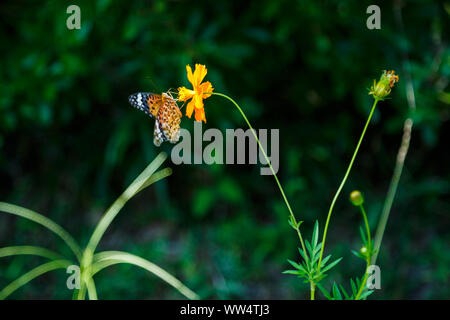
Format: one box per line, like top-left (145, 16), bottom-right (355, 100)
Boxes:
top-left (313, 242), bottom-right (322, 256)
top-left (92, 251), bottom-right (199, 300)
top-left (288, 259), bottom-right (308, 274)
top-left (351, 250), bottom-right (364, 260)
top-left (359, 226), bottom-right (367, 245)
top-left (316, 283), bottom-right (332, 300)
top-left (305, 240), bottom-right (313, 257)
top-left (136, 168), bottom-right (172, 194)
top-left (287, 259), bottom-right (301, 270)
top-left (350, 278), bottom-right (357, 295)
top-left (321, 257), bottom-right (343, 273)
top-left (339, 284), bottom-right (350, 300)
top-left (312, 220), bottom-right (319, 248)
top-left (298, 247), bottom-right (308, 262)
top-left (86, 152), bottom-right (169, 254)
top-left (356, 277), bottom-right (362, 288)
top-left (288, 218), bottom-right (297, 230)
top-left (0, 203), bottom-right (82, 261)
top-left (320, 254), bottom-right (332, 268)
top-left (0, 246), bottom-right (64, 261)
top-left (359, 289), bottom-right (375, 299)
top-left (282, 270), bottom-right (304, 276)
top-left (332, 283), bottom-right (343, 300)
top-left (0, 259), bottom-right (72, 300)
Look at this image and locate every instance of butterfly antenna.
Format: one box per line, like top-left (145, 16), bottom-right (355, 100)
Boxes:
top-left (166, 88), bottom-right (180, 101)
top-left (145, 76), bottom-right (161, 92)
top-left (179, 100), bottom-right (186, 110)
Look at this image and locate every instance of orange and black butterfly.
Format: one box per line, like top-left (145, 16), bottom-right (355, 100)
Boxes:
top-left (128, 92), bottom-right (182, 146)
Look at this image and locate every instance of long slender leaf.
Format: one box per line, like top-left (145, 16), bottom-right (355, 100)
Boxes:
top-left (0, 202), bottom-right (81, 261)
top-left (312, 221), bottom-right (319, 248)
top-left (321, 257), bottom-right (343, 273)
top-left (136, 168), bottom-right (173, 194)
top-left (316, 283), bottom-right (332, 300)
top-left (86, 277), bottom-right (98, 300)
top-left (0, 246), bottom-right (64, 261)
top-left (86, 152), bottom-right (169, 254)
top-left (332, 283), bottom-right (342, 300)
top-left (92, 251), bottom-right (199, 300)
top-left (0, 259), bottom-right (72, 299)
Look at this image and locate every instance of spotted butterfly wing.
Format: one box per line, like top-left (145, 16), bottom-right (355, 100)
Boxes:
top-left (154, 93), bottom-right (182, 146)
top-left (128, 92), bottom-right (162, 118)
top-left (128, 92), bottom-right (181, 147)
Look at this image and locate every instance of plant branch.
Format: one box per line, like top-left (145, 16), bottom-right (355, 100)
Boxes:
top-left (210, 92), bottom-right (308, 257)
top-left (318, 99), bottom-right (379, 271)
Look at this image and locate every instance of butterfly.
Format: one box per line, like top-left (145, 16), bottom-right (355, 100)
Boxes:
top-left (128, 92), bottom-right (182, 146)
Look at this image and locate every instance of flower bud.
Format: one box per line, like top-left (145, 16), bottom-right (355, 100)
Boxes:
top-left (368, 70), bottom-right (399, 100)
top-left (349, 190), bottom-right (364, 206)
top-left (360, 246), bottom-right (368, 255)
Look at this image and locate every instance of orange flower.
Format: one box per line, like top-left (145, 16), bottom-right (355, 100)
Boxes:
top-left (178, 64), bottom-right (213, 123)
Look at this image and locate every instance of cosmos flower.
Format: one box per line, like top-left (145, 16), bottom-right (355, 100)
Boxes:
top-left (178, 64), bottom-right (214, 123)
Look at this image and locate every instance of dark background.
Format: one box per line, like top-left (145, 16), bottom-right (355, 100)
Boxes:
top-left (0, 0), bottom-right (448, 299)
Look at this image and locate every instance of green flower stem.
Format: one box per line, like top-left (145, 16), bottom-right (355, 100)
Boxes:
top-left (310, 282), bottom-right (316, 300)
top-left (210, 92), bottom-right (307, 257)
top-left (317, 99), bottom-right (379, 271)
top-left (360, 205), bottom-right (371, 252)
top-left (355, 204), bottom-right (371, 300)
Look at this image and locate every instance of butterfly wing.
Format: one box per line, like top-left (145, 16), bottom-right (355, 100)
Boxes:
top-left (128, 92), bottom-right (162, 118)
top-left (153, 95), bottom-right (182, 146)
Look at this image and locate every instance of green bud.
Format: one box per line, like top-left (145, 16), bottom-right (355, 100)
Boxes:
top-left (349, 190), bottom-right (364, 206)
top-left (368, 70), bottom-right (399, 101)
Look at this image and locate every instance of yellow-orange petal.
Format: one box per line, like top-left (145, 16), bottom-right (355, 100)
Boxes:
top-left (193, 93), bottom-right (204, 110)
top-left (186, 99), bottom-right (195, 118)
top-left (194, 107), bottom-right (206, 123)
top-left (177, 86), bottom-right (195, 102)
top-left (199, 81), bottom-right (213, 99)
top-left (193, 64), bottom-right (207, 88)
top-left (186, 65), bottom-right (195, 88)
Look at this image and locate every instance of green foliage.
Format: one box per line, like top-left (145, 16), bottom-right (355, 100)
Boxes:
top-left (284, 221), bottom-right (342, 285)
top-left (316, 277), bottom-right (374, 300)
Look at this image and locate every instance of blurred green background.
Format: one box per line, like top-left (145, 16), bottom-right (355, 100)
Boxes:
top-left (0, 0), bottom-right (449, 299)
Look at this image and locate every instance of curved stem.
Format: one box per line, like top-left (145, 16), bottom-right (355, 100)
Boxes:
top-left (360, 205), bottom-right (372, 252)
top-left (0, 246), bottom-right (64, 261)
top-left (317, 99), bottom-right (379, 271)
top-left (92, 251), bottom-right (199, 300)
top-left (0, 202), bottom-right (82, 262)
top-left (371, 119), bottom-right (413, 265)
top-left (86, 277), bottom-right (98, 300)
top-left (85, 153), bottom-right (168, 255)
top-left (210, 92), bottom-right (307, 257)
top-left (355, 261), bottom-right (370, 300)
top-left (0, 259), bottom-right (72, 299)
top-left (355, 204), bottom-right (371, 300)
